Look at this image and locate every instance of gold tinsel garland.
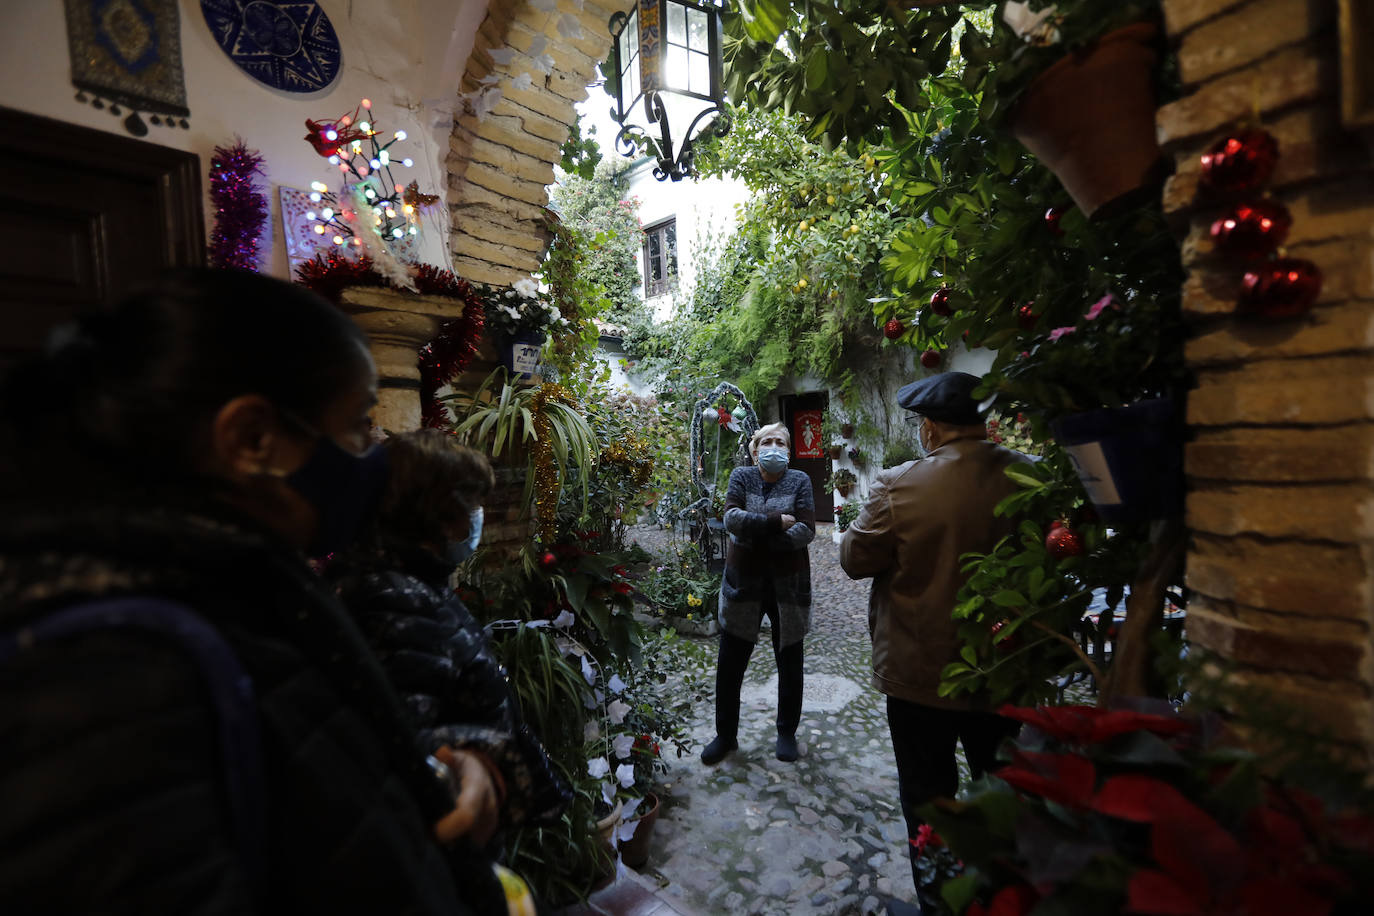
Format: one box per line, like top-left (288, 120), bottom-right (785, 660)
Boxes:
top-left (601, 432), bottom-right (654, 490)
top-left (531, 382), bottom-right (578, 544)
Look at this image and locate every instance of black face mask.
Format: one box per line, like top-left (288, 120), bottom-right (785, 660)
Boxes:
top-left (279, 415), bottom-right (390, 557)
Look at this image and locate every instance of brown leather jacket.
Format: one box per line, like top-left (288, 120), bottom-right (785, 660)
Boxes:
top-left (840, 438), bottom-right (1028, 710)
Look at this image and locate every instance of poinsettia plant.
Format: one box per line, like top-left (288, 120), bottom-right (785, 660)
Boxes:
top-left (474, 276), bottom-right (570, 339)
top-left (918, 704), bottom-right (1374, 915)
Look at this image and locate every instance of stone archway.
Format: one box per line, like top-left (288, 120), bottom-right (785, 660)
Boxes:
top-left (447, 0), bottom-right (621, 287)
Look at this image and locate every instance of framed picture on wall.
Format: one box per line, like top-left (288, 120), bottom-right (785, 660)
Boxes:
top-left (1340, 0), bottom-right (1374, 130)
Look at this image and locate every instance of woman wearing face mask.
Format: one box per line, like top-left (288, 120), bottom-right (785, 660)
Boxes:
top-left (0, 270), bottom-right (504, 915)
top-left (327, 431), bottom-right (571, 846)
top-left (702, 422), bottom-right (817, 765)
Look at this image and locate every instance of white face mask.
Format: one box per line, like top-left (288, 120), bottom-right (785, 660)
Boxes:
top-left (757, 446), bottom-right (789, 474)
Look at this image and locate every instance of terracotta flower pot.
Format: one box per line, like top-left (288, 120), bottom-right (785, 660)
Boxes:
top-left (837, 483), bottom-right (853, 498)
top-left (828, 443), bottom-right (843, 460)
top-left (1009, 22), bottom-right (1163, 217)
top-left (618, 792), bottom-right (661, 869)
top-left (839, 423), bottom-right (855, 439)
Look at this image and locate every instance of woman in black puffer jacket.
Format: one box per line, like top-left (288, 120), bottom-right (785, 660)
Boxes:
top-left (0, 271), bottom-right (503, 915)
top-left (328, 431), bottom-right (570, 838)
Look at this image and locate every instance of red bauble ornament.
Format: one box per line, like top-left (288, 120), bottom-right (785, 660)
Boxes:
top-left (540, 551), bottom-right (558, 568)
top-left (884, 317), bottom-right (906, 339)
top-left (1238, 257), bottom-right (1322, 318)
top-left (929, 287), bottom-right (953, 316)
top-left (1046, 525), bottom-right (1084, 559)
top-left (1044, 206), bottom-right (1067, 237)
top-left (1199, 129), bottom-right (1279, 195)
top-left (1048, 519), bottom-right (1065, 532)
top-left (920, 348), bottom-right (942, 369)
top-left (1017, 303), bottom-right (1038, 330)
top-left (1209, 199), bottom-right (1291, 258)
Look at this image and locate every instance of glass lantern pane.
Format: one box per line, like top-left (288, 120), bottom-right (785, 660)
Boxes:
top-left (619, 9), bottom-right (638, 66)
top-left (687, 7), bottom-right (708, 51)
top-left (668, 3), bottom-right (687, 46)
top-left (688, 50), bottom-right (709, 94)
top-left (665, 44), bottom-right (688, 92)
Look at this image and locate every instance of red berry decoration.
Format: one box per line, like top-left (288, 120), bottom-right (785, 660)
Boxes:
top-left (1017, 303), bottom-right (1038, 330)
top-left (929, 287), bottom-right (953, 316)
top-left (920, 348), bottom-right (942, 369)
top-left (883, 317), bottom-right (906, 339)
top-left (1209, 200), bottom-right (1292, 259)
top-left (1045, 525), bottom-right (1084, 559)
top-left (540, 551), bottom-right (558, 568)
top-left (1199, 129), bottom-right (1279, 195)
top-left (1044, 206), bottom-right (1067, 237)
top-left (1238, 257), bottom-right (1323, 318)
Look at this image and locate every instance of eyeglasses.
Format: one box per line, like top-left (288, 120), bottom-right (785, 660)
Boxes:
top-left (903, 413), bottom-right (924, 426)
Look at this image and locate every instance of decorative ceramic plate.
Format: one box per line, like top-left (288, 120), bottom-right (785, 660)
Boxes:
top-left (201, 1), bottom-right (341, 93)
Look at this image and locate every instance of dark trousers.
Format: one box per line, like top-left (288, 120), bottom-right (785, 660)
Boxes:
top-left (714, 594), bottom-right (803, 739)
top-left (886, 696), bottom-right (1019, 890)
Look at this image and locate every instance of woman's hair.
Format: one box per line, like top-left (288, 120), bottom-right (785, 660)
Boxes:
top-left (749, 421), bottom-right (791, 457)
top-left (370, 429), bottom-right (495, 547)
top-left (0, 268), bottom-right (370, 505)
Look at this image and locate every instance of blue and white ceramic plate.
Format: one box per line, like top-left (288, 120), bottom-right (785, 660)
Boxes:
top-left (201, 1), bottom-right (341, 93)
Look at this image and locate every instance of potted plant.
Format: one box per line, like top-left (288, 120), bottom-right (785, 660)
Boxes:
top-left (835, 500), bottom-right (862, 533)
top-left (916, 703), bottom-right (1374, 915)
top-left (475, 276), bottom-right (569, 379)
top-left (826, 468), bottom-right (858, 498)
top-left (820, 409), bottom-right (844, 459)
top-left (978, 1), bottom-right (1168, 216)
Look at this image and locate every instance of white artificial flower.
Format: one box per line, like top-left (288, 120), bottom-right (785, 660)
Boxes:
top-left (527, 35), bottom-right (549, 57)
top-left (523, 619), bottom-right (549, 628)
top-left (502, 305), bottom-right (520, 319)
top-left (513, 276), bottom-right (539, 298)
top-left (607, 673), bottom-right (627, 694)
top-left (584, 719), bottom-right (601, 742)
top-left (601, 781), bottom-right (617, 806)
top-left (504, 289), bottom-right (517, 298)
top-left (587, 756), bottom-right (610, 779)
top-left (530, 0), bottom-right (557, 11)
top-left (615, 762), bottom-right (635, 788)
top-left (620, 797), bottom-right (643, 821)
top-left (531, 53), bottom-right (556, 76)
top-left (1002, 1), bottom-right (1060, 45)
top-left (580, 654), bottom-right (597, 686)
top-left (557, 13), bottom-right (583, 39)
top-left (488, 46), bottom-right (517, 66)
top-left (612, 733), bottom-right (635, 759)
top-left (509, 72), bottom-right (534, 93)
top-left (552, 609), bottom-right (575, 629)
top-left (607, 698), bottom-right (631, 724)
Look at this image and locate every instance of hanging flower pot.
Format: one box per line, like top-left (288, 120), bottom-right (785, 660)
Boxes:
top-left (1008, 23), bottom-right (1163, 217)
top-left (617, 792), bottom-right (661, 869)
top-left (828, 442), bottom-right (844, 460)
top-left (839, 422), bottom-right (855, 439)
top-left (497, 330), bottom-right (546, 380)
top-left (1049, 397), bottom-right (1183, 526)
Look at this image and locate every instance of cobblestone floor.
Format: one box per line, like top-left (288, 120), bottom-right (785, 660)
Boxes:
top-left (621, 524), bottom-right (962, 916)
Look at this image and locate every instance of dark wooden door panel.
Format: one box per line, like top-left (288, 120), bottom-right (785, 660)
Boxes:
top-left (779, 391), bottom-right (832, 522)
top-left (0, 108), bottom-right (204, 368)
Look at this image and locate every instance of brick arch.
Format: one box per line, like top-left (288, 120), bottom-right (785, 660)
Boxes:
top-left (448, 0), bottom-right (621, 286)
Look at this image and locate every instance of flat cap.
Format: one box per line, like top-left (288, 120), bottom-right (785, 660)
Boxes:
top-left (896, 371), bottom-right (984, 426)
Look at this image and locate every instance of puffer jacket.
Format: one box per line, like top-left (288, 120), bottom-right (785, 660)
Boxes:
top-left (328, 544), bottom-right (571, 829)
top-left (0, 504), bottom-right (500, 915)
top-left (839, 438), bottom-right (1028, 710)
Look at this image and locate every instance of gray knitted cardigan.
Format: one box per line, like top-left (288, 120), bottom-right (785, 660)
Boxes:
top-left (717, 466), bottom-right (816, 647)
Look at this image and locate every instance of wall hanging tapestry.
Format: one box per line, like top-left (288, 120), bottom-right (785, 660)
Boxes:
top-left (200, 0), bottom-right (342, 94)
top-left (64, 0), bottom-right (190, 137)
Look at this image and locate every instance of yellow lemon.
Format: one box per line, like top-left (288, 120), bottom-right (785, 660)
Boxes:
top-left (827, 195), bottom-right (835, 205)
top-left (798, 278), bottom-right (807, 289)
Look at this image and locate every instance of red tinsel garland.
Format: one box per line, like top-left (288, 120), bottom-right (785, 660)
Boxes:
top-left (208, 140), bottom-right (267, 271)
top-left (295, 253), bottom-right (486, 427)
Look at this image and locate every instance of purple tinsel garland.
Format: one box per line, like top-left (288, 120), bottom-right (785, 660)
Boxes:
top-left (208, 140), bottom-right (267, 271)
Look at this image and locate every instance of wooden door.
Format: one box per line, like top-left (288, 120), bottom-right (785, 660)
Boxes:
top-left (0, 108), bottom-right (204, 369)
top-left (779, 391), bottom-right (832, 522)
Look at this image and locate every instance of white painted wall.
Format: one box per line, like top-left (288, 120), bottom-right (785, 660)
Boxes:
top-left (0, 0), bottom-right (488, 280)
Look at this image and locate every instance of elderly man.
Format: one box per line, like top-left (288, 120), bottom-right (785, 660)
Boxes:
top-left (839, 372), bottom-right (1026, 897)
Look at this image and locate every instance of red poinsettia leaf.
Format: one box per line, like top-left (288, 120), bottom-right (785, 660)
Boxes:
top-left (1248, 806), bottom-right (1306, 852)
top-left (997, 704), bottom-right (1098, 743)
top-left (1152, 799), bottom-right (1245, 903)
top-left (1331, 812), bottom-right (1374, 855)
top-left (966, 903), bottom-right (987, 916)
top-left (996, 750), bottom-right (1096, 808)
top-left (1087, 709), bottom-right (1194, 743)
top-left (1236, 876), bottom-right (1333, 916)
top-left (1094, 774), bottom-right (1195, 823)
top-left (1126, 869), bottom-right (1204, 916)
top-left (986, 884), bottom-right (1038, 916)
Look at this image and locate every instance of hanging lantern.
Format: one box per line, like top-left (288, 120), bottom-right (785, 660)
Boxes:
top-left (607, 0), bottom-right (731, 181)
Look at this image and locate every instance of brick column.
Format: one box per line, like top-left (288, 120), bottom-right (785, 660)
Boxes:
top-left (1159, 0), bottom-right (1374, 753)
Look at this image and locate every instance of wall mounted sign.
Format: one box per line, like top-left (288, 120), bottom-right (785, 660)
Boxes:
top-left (793, 409), bottom-right (823, 459)
top-left (201, 0), bottom-right (342, 94)
top-left (64, 0), bottom-right (190, 136)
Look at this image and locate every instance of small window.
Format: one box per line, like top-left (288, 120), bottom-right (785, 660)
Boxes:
top-left (642, 218), bottom-right (677, 298)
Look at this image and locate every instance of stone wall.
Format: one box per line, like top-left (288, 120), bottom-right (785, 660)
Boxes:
top-left (448, 0), bottom-right (620, 286)
top-left (1159, 0), bottom-right (1374, 754)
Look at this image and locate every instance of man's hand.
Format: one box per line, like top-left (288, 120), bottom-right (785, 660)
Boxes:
top-left (431, 746), bottom-right (500, 847)
top-left (780, 513), bottom-right (796, 527)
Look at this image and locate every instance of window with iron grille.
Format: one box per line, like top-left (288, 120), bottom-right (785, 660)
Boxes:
top-left (642, 218), bottom-right (677, 298)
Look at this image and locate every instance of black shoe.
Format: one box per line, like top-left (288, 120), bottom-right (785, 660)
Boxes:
top-left (700, 735), bottom-right (737, 765)
top-left (775, 733), bottom-right (799, 761)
